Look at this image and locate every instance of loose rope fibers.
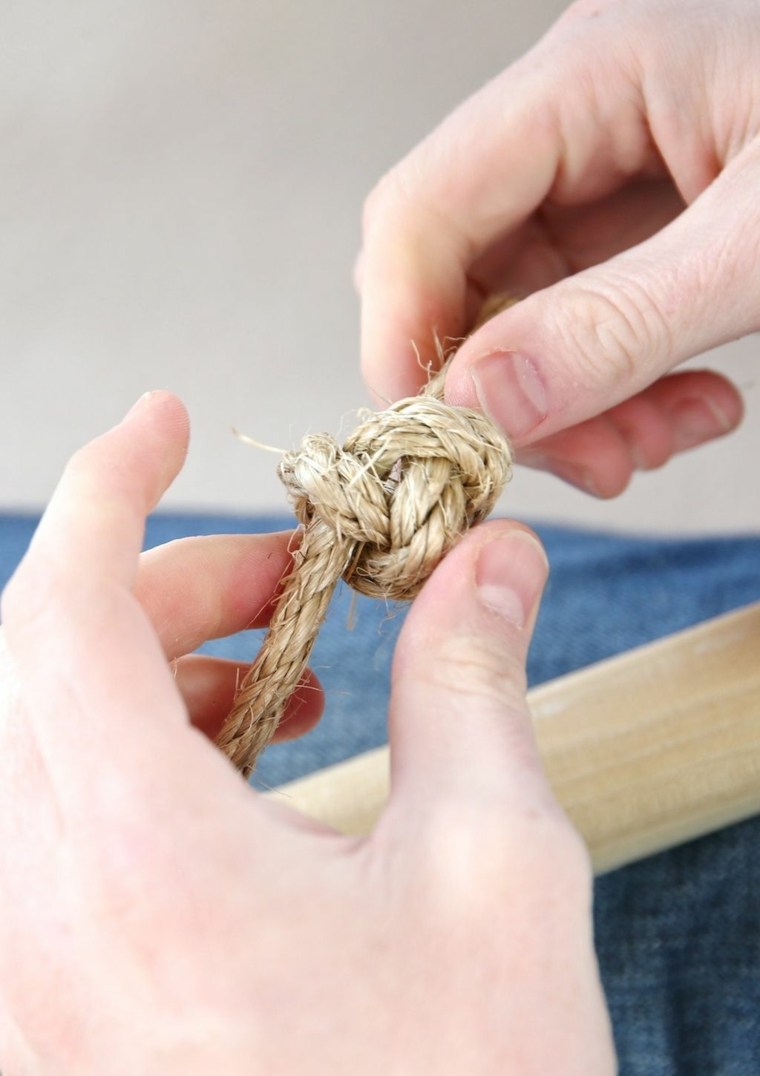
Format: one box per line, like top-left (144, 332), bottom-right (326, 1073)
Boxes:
top-left (217, 306), bottom-right (514, 776)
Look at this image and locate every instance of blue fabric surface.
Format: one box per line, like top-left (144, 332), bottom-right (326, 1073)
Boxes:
top-left (1, 511), bottom-right (759, 1073)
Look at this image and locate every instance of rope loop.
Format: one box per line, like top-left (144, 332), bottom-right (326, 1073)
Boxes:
top-left (279, 396), bottom-right (512, 601)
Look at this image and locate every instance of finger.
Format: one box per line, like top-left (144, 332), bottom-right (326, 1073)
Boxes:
top-left (386, 520), bottom-right (551, 815)
top-left (466, 178), bottom-right (684, 305)
top-left (537, 178), bottom-right (685, 275)
top-left (9, 392), bottom-right (189, 596)
top-left (445, 140), bottom-right (760, 446)
top-left (0, 394), bottom-right (223, 817)
top-left (134, 532), bottom-right (297, 660)
top-left (518, 369), bottom-right (744, 497)
top-left (174, 654), bottom-right (324, 743)
top-left (359, 19), bottom-right (662, 402)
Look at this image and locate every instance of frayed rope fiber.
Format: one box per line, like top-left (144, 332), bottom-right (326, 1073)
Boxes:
top-left (216, 302), bottom-right (514, 777)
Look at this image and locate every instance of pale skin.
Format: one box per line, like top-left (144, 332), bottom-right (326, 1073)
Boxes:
top-left (2, 0), bottom-right (758, 1070)
top-left (0, 393), bottom-right (614, 1074)
top-left (358, 0), bottom-right (757, 495)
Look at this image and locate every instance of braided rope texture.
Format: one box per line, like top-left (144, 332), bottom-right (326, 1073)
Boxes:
top-left (217, 327), bottom-right (513, 777)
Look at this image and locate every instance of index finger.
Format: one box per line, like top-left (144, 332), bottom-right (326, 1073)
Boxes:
top-left (0, 393), bottom-right (207, 814)
top-left (10, 390), bottom-right (189, 599)
top-left (358, 10), bottom-right (652, 402)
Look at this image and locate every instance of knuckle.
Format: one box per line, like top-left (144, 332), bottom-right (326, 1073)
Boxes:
top-left (554, 276), bottom-right (673, 388)
top-left (417, 804), bottom-right (514, 916)
top-left (62, 439), bottom-right (107, 489)
top-left (508, 805), bottom-right (591, 894)
top-left (362, 160), bottom-right (420, 240)
top-left (362, 171), bottom-right (396, 238)
top-left (65, 440), bottom-right (93, 473)
top-left (538, 813), bottom-right (593, 900)
top-left (426, 633), bottom-right (527, 710)
top-left (418, 799), bottom-right (591, 924)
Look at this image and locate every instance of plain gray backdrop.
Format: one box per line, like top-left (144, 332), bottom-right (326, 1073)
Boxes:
top-left (1, 0), bottom-right (757, 532)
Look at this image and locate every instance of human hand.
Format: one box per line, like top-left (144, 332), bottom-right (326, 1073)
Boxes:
top-left (0, 392), bottom-right (614, 1074)
top-left (358, 0), bottom-right (755, 497)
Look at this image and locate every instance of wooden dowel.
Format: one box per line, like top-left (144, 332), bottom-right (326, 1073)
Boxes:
top-left (270, 601), bottom-right (760, 874)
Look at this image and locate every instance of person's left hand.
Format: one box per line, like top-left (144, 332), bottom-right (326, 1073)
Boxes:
top-left (0, 391), bottom-right (327, 1067)
top-left (0, 391), bottom-right (613, 1075)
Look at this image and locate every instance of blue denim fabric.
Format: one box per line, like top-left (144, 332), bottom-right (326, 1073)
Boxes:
top-left (1, 512), bottom-right (759, 1073)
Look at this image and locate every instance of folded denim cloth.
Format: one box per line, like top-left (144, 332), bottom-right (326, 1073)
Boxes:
top-left (2, 512), bottom-right (759, 1074)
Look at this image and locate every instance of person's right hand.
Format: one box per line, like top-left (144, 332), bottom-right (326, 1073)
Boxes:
top-left (358, 0), bottom-right (755, 497)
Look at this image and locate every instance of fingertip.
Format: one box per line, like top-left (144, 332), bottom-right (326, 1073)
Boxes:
top-left (359, 214), bottom-right (470, 404)
top-left (516, 366), bottom-right (746, 500)
top-left (177, 657), bottom-right (324, 744)
top-left (135, 531), bottom-right (298, 661)
top-left (360, 308), bottom-right (439, 405)
top-left (520, 420), bottom-right (635, 499)
top-left (274, 668), bottom-right (326, 742)
top-left (395, 519), bottom-right (548, 673)
top-left (387, 519), bottom-right (551, 810)
top-left (474, 526), bottom-right (549, 632)
top-left (125, 388), bottom-right (186, 420)
top-left (125, 390), bottom-right (191, 493)
top-left (707, 372), bottom-right (745, 430)
top-left (659, 371), bottom-right (745, 451)
top-left (125, 389), bottom-right (190, 447)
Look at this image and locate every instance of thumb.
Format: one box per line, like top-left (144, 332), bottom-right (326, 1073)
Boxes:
top-left (387, 521), bottom-right (552, 814)
top-left (445, 141), bottom-right (760, 447)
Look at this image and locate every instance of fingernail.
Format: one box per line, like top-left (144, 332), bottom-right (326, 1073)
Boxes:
top-left (125, 391), bottom-right (155, 419)
top-left (476, 531), bottom-right (548, 628)
top-left (521, 450), bottom-right (602, 497)
top-left (671, 395), bottom-right (734, 450)
top-left (546, 461), bottom-right (602, 498)
top-left (471, 351), bottom-right (548, 440)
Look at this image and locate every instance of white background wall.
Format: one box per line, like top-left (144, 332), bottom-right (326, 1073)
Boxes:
top-left (1, 0), bottom-right (757, 532)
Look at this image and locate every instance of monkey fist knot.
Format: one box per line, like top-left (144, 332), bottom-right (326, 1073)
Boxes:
top-left (278, 396), bottom-right (512, 602)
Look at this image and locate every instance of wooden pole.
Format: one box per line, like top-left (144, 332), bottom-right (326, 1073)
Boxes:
top-left (270, 601), bottom-right (760, 874)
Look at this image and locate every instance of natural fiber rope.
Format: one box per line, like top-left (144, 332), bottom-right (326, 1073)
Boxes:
top-left (217, 305), bottom-right (514, 777)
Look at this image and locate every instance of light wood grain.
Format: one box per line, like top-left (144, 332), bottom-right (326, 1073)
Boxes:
top-left (270, 602), bottom-right (760, 874)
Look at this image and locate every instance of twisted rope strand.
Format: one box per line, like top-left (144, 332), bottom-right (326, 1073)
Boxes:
top-left (217, 316), bottom-right (514, 777)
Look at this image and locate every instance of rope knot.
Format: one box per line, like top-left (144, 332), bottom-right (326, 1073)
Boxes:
top-left (220, 303), bottom-right (519, 775)
top-left (278, 394), bottom-right (512, 602)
